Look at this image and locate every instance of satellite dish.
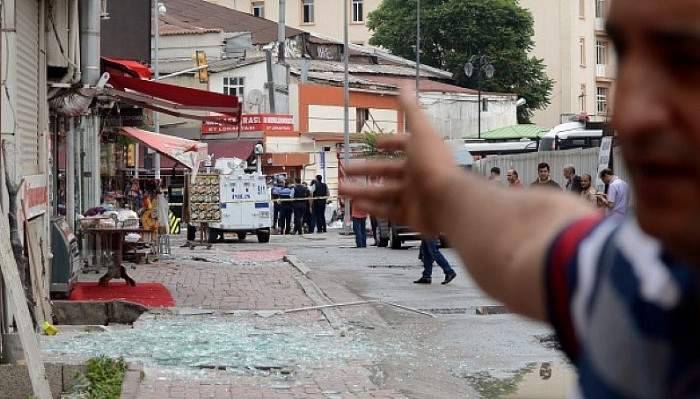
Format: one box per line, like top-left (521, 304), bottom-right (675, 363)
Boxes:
top-left (245, 89), bottom-right (264, 113)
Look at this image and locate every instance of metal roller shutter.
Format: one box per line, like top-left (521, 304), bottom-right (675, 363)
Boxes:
top-left (16, 0), bottom-right (40, 175)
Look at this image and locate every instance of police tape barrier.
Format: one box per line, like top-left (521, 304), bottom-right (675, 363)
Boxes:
top-left (168, 210), bottom-right (181, 235)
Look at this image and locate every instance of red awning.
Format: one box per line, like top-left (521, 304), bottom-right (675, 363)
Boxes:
top-left (102, 57), bottom-right (153, 80)
top-left (96, 73), bottom-right (241, 124)
top-left (160, 139), bottom-right (259, 169)
top-left (119, 127), bottom-right (208, 173)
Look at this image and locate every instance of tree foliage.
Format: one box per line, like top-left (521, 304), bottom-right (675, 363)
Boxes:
top-left (368, 0), bottom-right (554, 123)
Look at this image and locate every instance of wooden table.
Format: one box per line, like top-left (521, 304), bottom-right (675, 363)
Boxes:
top-left (82, 227), bottom-right (157, 287)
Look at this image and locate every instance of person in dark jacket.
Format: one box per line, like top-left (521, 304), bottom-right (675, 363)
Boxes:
top-left (312, 175), bottom-right (328, 233)
top-left (292, 179), bottom-right (310, 235)
top-left (563, 165), bottom-right (583, 194)
top-left (277, 182), bottom-right (294, 235)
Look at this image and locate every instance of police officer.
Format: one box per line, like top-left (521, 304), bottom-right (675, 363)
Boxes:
top-left (292, 178), bottom-right (310, 235)
top-left (275, 181), bottom-right (293, 235)
top-left (312, 175), bottom-right (329, 233)
top-left (271, 179), bottom-right (282, 233)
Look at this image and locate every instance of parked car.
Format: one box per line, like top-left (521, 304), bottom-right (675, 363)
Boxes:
top-left (376, 219), bottom-right (420, 249)
top-left (375, 219), bottom-right (448, 249)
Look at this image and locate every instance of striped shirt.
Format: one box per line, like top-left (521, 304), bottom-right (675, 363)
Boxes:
top-left (545, 216), bottom-right (700, 398)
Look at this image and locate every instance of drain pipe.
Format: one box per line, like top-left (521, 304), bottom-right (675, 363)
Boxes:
top-left (79, 0), bottom-right (101, 208)
top-left (66, 118), bottom-right (76, 230)
top-left (80, 0), bottom-right (101, 86)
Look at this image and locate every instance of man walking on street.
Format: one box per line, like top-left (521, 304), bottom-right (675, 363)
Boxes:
top-left (312, 175), bottom-right (328, 233)
top-left (599, 168), bottom-right (630, 218)
top-left (563, 165), bottom-right (583, 194)
top-left (414, 240), bottom-right (457, 285)
top-left (292, 179), bottom-right (310, 235)
top-left (506, 169), bottom-right (523, 189)
top-left (351, 201), bottom-right (368, 248)
top-left (341, 2), bottom-right (700, 392)
top-left (530, 162), bottom-right (561, 190)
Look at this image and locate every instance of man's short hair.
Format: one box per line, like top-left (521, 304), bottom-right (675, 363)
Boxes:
top-left (295, 178), bottom-right (301, 184)
top-left (538, 162), bottom-right (550, 172)
top-left (508, 169), bottom-right (519, 178)
top-left (599, 168), bottom-right (614, 179)
top-left (490, 167), bottom-right (501, 175)
top-left (582, 173), bottom-right (592, 181)
top-left (316, 175), bottom-right (323, 182)
top-left (564, 164), bottom-right (576, 175)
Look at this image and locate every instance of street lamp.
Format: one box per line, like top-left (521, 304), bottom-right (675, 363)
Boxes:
top-left (464, 55), bottom-right (495, 139)
top-left (153, 1), bottom-right (166, 181)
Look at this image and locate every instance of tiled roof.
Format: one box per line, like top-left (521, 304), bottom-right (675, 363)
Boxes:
top-left (159, 14), bottom-right (222, 36)
top-left (161, 0), bottom-right (304, 44)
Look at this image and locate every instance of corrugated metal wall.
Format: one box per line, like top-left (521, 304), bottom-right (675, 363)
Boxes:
top-left (475, 147), bottom-right (629, 188)
top-left (16, 0), bottom-right (41, 175)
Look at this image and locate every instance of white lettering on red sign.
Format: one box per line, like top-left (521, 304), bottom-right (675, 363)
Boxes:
top-left (202, 114), bottom-right (294, 134)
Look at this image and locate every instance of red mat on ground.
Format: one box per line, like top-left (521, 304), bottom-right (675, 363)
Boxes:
top-left (69, 282), bottom-right (175, 308)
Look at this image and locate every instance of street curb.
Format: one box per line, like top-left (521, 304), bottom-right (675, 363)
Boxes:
top-left (283, 255), bottom-right (346, 330)
top-left (283, 255), bottom-right (311, 276)
top-left (119, 362), bottom-right (144, 399)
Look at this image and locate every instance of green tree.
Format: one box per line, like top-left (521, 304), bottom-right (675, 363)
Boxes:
top-left (368, 0), bottom-right (553, 123)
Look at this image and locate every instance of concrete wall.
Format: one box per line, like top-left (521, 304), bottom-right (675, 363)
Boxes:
top-left (307, 105), bottom-right (399, 133)
top-left (420, 92), bottom-right (518, 140)
top-left (204, 0), bottom-right (382, 45)
top-left (156, 32), bottom-right (225, 61)
top-left (209, 61), bottom-right (289, 113)
top-left (294, 84), bottom-right (405, 134)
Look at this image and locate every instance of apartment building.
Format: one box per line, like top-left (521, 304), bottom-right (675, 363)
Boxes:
top-left (203, 0), bottom-right (382, 45)
top-left (519, 0), bottom-right (615, 128)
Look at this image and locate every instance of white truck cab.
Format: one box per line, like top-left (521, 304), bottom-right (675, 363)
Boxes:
top-left (207, 158), bottom-right (272, 243)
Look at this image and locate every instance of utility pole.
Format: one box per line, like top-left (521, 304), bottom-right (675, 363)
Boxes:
top-left (416, 0), bottom-right (420, 104)
top-left (153, 0), bottom-right (164, 181)
top-left (265, 49), bottom-right (277, 113)
top-left (343, 0), bottom-right (351, 231)
top-left (278, 0), bottom-right (286, 64)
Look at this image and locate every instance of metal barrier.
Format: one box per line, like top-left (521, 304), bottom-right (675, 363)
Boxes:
top-left (473, 147), bottom-right (629, 188)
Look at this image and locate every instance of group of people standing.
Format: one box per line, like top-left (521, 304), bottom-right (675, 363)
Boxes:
top-left (492, 162), bottom-right (630, 218)
top-left (271, 175), bottom-right (329, 235)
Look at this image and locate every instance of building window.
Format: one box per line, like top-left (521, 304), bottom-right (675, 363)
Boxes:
top-left (481, 98), bottom-right (489, 112)
top-left (596, 86), bottom-right (609, 114)
top-left (252, 1), bottom-right (264, 18)
top-left (579, 0), bottom-right (585, 18)
top-left (595, 0), bottom-right (606, 19)
top-left (579, 84), bottom-right (587, 112)
top-left (596, 40), bottom-right (608, 65)
top-left (352, 0), bottom-right (364, 22)
top-left (223, 77), bottom-right (245, 102)
top-left (356, 108), bottom-right (369, 132)
top-left (302, 0), bottom-right (314, 24)
top-left (579, 37), bottom-right (586, 67)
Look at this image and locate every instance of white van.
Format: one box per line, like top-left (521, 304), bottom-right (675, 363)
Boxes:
top-left (539, 122), bottom-right (604, 152)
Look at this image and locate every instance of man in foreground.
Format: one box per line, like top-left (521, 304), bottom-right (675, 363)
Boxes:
top-left (341, 0), bottom-right (700, 396)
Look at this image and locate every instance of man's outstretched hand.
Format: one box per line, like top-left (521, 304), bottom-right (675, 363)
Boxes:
top-left (339, 86), bottom-right (459, 236)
